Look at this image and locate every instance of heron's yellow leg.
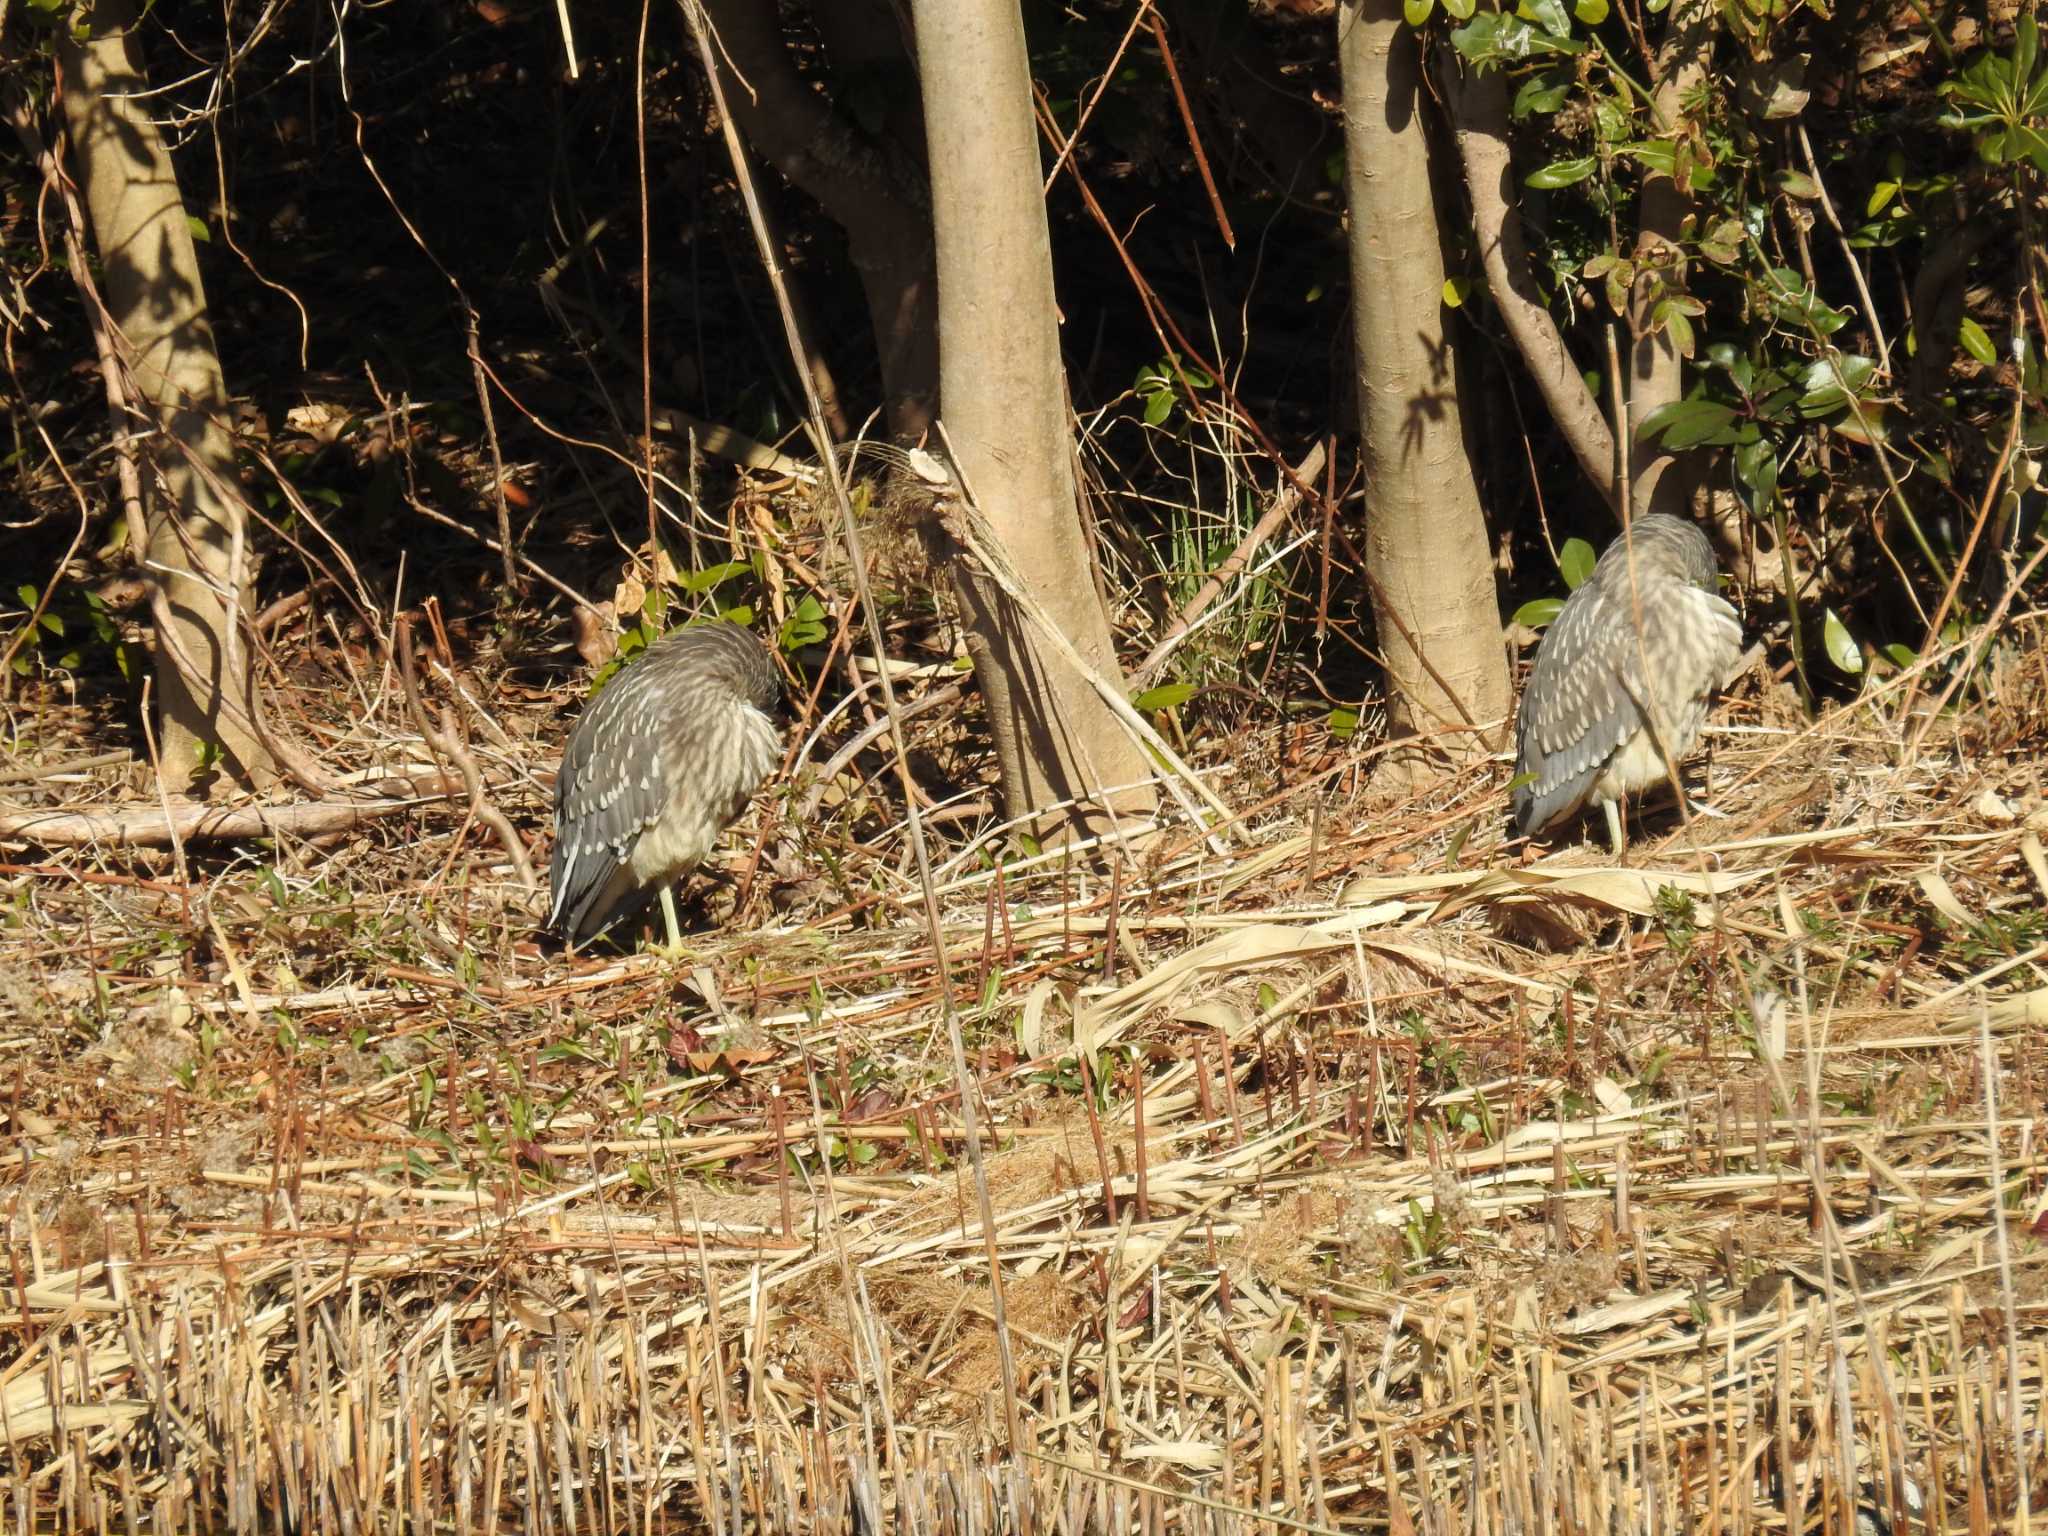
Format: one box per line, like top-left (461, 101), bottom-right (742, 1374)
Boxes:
top-left (1602, 800), bottom-right (1627, 861)
top-left (644, 886), bottom-right (692, 961)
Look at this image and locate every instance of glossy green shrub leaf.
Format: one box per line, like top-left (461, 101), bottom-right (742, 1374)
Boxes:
top-left (1527, 156), bottom-right (1597, 188)
top-left (1559, 538), bottom-right (1596, 589)
top-left (1638, 398), bottom-right (1739, 449)
top-left (1822, 609), bottom-right (1863, 674)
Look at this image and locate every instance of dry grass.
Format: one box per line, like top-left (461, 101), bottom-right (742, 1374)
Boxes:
top-left (2, 609), bottom-right (2047, 1534)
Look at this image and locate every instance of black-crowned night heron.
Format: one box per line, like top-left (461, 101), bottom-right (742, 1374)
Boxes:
top-left (548, 620), bottom-right (783, 951)
top-left (1512, 514), bottom-right (1741, 854)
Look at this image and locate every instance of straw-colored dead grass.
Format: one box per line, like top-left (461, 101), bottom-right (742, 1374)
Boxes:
top-left (2, 619), bottom-right (2046, 1532)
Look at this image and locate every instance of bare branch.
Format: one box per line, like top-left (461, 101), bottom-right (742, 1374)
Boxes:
top-left (0, 797), bottom-right (441, 848)
top-left (1446, 63), bottom-right (1621, 512)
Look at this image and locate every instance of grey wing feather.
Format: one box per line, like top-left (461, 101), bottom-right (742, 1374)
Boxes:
top-left (1629, 586), bottom-right (1742, 744)
top-left (548, 675), bottom-right (674, 940)
top-left (1512, 585), bottom-right (1647, 836)
top-left (548, 622), bottom-right (783, 944)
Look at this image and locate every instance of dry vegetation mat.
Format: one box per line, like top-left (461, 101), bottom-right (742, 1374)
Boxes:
top-left (3, 657), bottom-right (2047, 1534)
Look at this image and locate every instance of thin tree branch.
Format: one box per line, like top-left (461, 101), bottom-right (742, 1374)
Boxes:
top-left (1446, 64), bottom-right (1621, 512)
top-left (394, 613), bottom-right (540, 895)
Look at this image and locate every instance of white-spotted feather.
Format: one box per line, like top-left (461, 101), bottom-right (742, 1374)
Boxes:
top-left (1512, 517), bottom-right (1740, 840)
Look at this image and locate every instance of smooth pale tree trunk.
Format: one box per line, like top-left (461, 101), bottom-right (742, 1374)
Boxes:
top-left (907, 0), bottom-right (1157, 830)
top-left (59, 0), bottom-right (275, 791)
top-left (1625, 0), bottom-right (1718, 518)
top-left (1339, 0), bottom-right (1508, 768)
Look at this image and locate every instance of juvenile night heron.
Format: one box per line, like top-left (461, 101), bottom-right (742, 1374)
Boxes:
top-left (1512, 514), bottom-right (1741, 854)
top-left (548, 620), bottom-right (783, 952)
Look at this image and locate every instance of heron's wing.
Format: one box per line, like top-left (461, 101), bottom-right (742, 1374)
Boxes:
top-left (548, 677), bottom-right (674, 939)
top-left (1622, 585), bottom-right (1743, 745)
top-left (1513, 582), bottom-right (1645, 835)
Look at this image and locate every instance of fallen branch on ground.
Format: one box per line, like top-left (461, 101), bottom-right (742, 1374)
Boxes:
top-left (0, 796), bottom-right (443, 848)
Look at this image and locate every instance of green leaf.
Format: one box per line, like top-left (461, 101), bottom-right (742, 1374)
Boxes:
top-left (1624, 140), bottom-right (1678, 176)
top-left (779, 614), bottom-right (828, 650)
top-left (1764, 269), bottom-right (1849, 335)
top-left (185, 214), bottom-right (211, 243)
top-left (1880, 642), bottom-right (1917, 670)
top-left (1733, 438), bottom-right (1778, 504)
top-left (1865, 181), bottom-right (1900, 217)
top-left (1442, 0), bottom-right (1477, 19)
top-left (1697, 217), bottom-right (1745, 265)
top-left (1573, 0), bottom-right (1608, 21)
top-left (1512, 596), bottom-right (1565, 628)
top-left (1958, 317), bottom-right (1997, 366)
top-left (1775, 170), bottom-right (1821, 200)
top-left (1512, 71), bottom-right (1572, 116)
top-left (1821, 609), bottom-right (1862, 674)
top-left (1404, 0), bottom-right (1436, 26)
top-left (1132, 682), bottom-right (1197, 713)
top-left (1559, 538), bottom-right (1596, 590)
top-left (15, 584), bottom-right (37, 610)
top-left (1143, 389), bottom-right (1174, 427)
top-left (1827, 403), bottom-right (1890, 445)
top-left (1442, 275), bottom-right (1473, 307)
top-left (684, 560), bottom-right (752, 592)
top-left (1516, 0), bottom-right (1572, 36)
top-left (1638, 398), bottom-right (1739, 449)
top-left (1451, 11), bottom-right (1584, 66)
top-left (1527, 156), bottom-right (1597, 188)
top-left (1327, 706), bottom-right (1360, 741)
top-left (1654, 301), bottom-right (1696, 359)
top-left (1796, 354), bottom-right (1877, 416)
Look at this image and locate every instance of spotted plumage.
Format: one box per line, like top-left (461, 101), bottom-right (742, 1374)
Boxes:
top-left (1512, 515), bottom-right (1741, 852)
top-left (548, 621), bottom-right (782, 948)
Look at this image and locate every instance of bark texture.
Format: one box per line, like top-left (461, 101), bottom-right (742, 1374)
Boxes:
top-left (1625, 0), bottom-right (1719, 517)
top-left (701, 0), bottom-right (938, 439)
top-left (907, 0), bottom-right (1158, 827)
top-left (1449, 64), bottom-right (1619, 509)
top-left (1340, 0), bottom-right (1509, 765)
top-left (1443, 0), bottom-right (1720, 524)
top-left (59, 0), bottom-right (273, 789)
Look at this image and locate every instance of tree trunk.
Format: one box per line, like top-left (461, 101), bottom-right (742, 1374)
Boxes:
top-left (702, 0), bottom-right (939, 439)
top-left (1449, 63), bottom-right (1619, 510)
top-left (1626, 0), bottom-right (1718, 517)
top-left (58, 0), bottom-right (275, 791)
top-left (906, 0), bottom-right (1158, 829)
top-left (1339, 0), bottom-right (1509, 769)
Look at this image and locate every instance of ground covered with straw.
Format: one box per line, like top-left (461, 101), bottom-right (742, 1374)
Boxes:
top-left (3, 606), bottom-right (2047, 1534)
